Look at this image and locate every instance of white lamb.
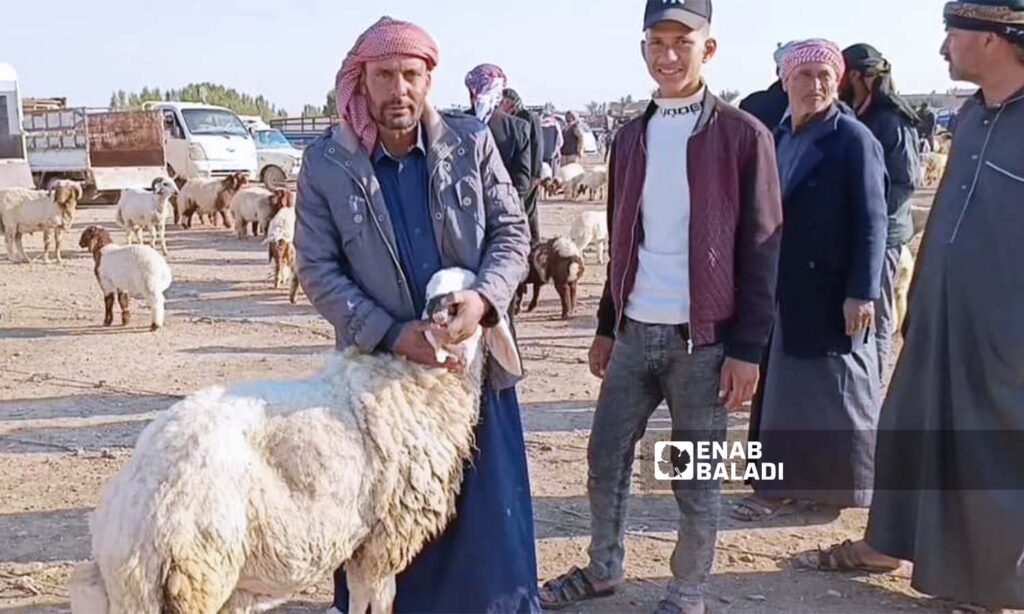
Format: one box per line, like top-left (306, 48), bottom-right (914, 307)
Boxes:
top-left (921, 152), bottom-right (949, 188)
top-left (78, 226), bottom-right (173, 331)
top-left (0, 181), bottom-right (82, 263)
top-left (178, 172), bottom-right (248, 229)
top-left (69, 268), bottom-right (522, 614)
top-left (115, 178), bottom-right (179, 255)
top-left (570, 210), bottom-right (609, 264)
top-left (264, 203), bottom-right (298, 300)
top-left (567, 166), bottom-right (608, 202)
top-left (231, 186), bottom-right (293, 239)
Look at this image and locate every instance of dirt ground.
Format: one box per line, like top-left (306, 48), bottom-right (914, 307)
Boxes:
top-left (0, 185), bottom-right (994, 614)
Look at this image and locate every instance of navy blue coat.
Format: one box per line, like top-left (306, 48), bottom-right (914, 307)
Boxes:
top-left (740, 80), bottom-right (789, 131)
top-left (775, 109), bottom-right (889, 358)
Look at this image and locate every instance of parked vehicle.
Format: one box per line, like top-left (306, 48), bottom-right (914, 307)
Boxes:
top-left (268, 116), bottom-right (335, 150)
top-left (22, 104), bottom-right (166, 200)
top-left (0, 63), bottom-right (32, 188)
top-left (239, 116), bottom-right (301, 186)
top-left (147, 101), bottom-right (257, 181)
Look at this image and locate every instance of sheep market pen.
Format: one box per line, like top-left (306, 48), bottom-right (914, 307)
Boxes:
top-left (0, 186), bottom-right (947, 613)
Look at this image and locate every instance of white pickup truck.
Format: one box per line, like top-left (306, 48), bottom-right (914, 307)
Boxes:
top-left (0, 63), bottom-right (41, 189)
top-left (148, 101), bottom-right (257, 182)
top-left (240, 116), bottom-right (301, 186)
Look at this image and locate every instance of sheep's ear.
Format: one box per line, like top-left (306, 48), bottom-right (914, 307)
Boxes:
top-left (484, 317), bottom-right (522, 377)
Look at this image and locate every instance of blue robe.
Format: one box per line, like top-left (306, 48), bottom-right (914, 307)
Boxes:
top-left (333, 135), bottom-right (540, 613)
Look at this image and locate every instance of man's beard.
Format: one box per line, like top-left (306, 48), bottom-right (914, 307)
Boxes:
top-left (371, 99), bottom-right (421, 131)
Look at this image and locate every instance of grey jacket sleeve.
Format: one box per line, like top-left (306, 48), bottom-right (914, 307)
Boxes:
top-left (294, 165), bottom-right (396, 351)
top-left (470, 129), bottom-right (531, 323)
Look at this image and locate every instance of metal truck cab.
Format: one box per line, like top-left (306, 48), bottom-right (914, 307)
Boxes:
top-left (0, 63), bottom-right (33, 188)
top-left (150, 102), bottom-right (258, 181)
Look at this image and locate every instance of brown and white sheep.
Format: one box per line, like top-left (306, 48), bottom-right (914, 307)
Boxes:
top-left (264, 197), bottom-right (299, 302)
top-left (232, 186), bottom-right (293, 239)
top-left (178, 172), bottom-right (249, 229)
top-left (0, 180), bottom-right (82, 263)
top-left (516, 237), bottom-right (586, 320)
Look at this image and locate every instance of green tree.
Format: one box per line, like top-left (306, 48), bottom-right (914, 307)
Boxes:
top-left (110, 83), bottom-right (289, 120)
top-left (302, 104), bottom-right (322, 117)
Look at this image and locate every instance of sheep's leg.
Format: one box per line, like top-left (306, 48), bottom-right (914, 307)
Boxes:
top-left (526, 283), bottom-right (541, 313)
top-left (347, 565), bottom-right (396, 614)
top-left (42, 230), bottom-right (53, 263)
top-left (569, 281), bottom-right (578, 316)
top-left (597, 240), bottom-right (606, 265)
top-left (4, 229), bottom-right (15, 261)
top-left (220, 209), bottom-right (233, 229)
top-left (13, 232), bottom-right (27, 263)
top-left (251, 221), bottom-right (258, 237)
top-left (149, 225), bottom-right (158, 249)
top-left (118, 291), bottom-right (132, 326)
top-left (150, 292), bottom-right (166, 331)
top-left (54, 230), bottom-right (63, 264)
top-left (555, 283), bottom-right (571, 320)
top-left (289, 274), bottom-right (300, 304)
top-left (103, 293), bottom-right (115, 327)
top-left (158, 222), bottom-right (168, 256)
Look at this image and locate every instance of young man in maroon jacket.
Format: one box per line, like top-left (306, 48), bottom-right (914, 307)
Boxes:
top-left (538, 2), bottom-right (782, 613)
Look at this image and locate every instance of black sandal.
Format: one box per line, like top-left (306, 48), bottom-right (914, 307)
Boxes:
top-left (538, 566), bottom-right (618, 610)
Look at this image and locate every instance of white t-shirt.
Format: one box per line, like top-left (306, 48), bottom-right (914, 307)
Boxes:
top-left (625, 90), bottom-right (704, 325)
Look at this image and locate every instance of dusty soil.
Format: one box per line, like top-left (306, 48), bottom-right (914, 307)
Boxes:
top-left (0, 187), bottom-right (993, 614)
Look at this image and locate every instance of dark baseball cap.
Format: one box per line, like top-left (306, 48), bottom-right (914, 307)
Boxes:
top-left (644, 0), bottom-right (712, 31)
top-left (842, 43), bottom-right (887, 71)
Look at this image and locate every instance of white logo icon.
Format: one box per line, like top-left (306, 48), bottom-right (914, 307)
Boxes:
top-left (655, 441), bottom-right (694, 481)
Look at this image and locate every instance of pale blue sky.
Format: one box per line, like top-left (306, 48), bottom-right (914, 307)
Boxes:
top-left (5, 0), bottom-right (958, 114)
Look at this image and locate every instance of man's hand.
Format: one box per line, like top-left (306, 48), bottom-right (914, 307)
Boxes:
top-left (441, 290), bottom-right (491, 345)
top-left (393, 321), bottom-right (461, 372)
top-left (844, 298), bottom-right (875, 336)
top-left (719, 357), bottom-right (759, 411)
top-left (589, 335), bottom-right (614, 379)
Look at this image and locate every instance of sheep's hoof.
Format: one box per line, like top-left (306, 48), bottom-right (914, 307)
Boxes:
top-left (150, 323), bottom-right (160, 332)
top-left (103, 320), bottom-right (113, 327)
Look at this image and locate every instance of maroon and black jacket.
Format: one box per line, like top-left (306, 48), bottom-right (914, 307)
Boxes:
top-left (596, 91), bottom-right (783, 364)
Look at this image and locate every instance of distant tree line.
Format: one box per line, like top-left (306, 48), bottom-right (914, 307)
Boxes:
top-left (109, 83), bottom-right (289, 120)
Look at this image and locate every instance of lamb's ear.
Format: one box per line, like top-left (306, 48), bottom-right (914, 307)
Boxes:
top-left (484, 317), bottom-right (522, 377)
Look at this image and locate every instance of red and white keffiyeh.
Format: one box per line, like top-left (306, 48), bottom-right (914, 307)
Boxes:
top-left (780, 39), bottom-right (846, 84)
top-left (334, 16), bottom-right (440, 152)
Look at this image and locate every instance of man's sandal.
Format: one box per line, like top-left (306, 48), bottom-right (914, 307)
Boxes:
top-left (729, 496), bottom-right (804, 522)
top-left (792, 540), bottom-right (901, 573)
top-left (538, 566), bottom-right (618, 610)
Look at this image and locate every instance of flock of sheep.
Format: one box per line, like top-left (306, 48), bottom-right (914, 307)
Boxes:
top-left (0, 173), bottom-right (300, 331)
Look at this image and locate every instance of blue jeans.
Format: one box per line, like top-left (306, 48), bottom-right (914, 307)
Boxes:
top-left (586, 319), bottom-right (727, 605)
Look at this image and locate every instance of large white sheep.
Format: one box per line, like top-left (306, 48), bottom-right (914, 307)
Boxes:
top-left (231, 186), bottom-right (293, 239)
top-left (0, 181), bottom-right (82, 263)
top-left (570, 210), bottom-right (609, 264)
top-left (69, 268), bottom-right (521, 614)
top-left (78, 226), bottom-right (173, 331)
top-left (115, 178), bottom-right (179, 255)
top-left (178, 172), bottom-right (249, 229)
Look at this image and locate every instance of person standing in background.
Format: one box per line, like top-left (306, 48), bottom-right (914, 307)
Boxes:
top-left (502, 88), bottom-right (545, 244)
top-left (466, 64), bottom-right (533, 203)
top-left (917, 102), bottom-right (937, 151)
top-left (840, 43), bottom-right (921, 381)
top-left (561, 110), bottom-right (585, 164)
top-left (541, 112), bottom-right (564, 178)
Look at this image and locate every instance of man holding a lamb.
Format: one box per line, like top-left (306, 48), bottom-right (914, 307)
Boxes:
top-left (293, 16), bottom-right (539, 614)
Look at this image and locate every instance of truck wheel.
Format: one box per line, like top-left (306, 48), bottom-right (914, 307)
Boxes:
top-left (262, 166), bottom-right (286, 188)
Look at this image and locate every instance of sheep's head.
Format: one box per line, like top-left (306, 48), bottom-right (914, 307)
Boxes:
top-left (78, 226), bottom-right (112, 253)
top-left (423, 268), bottom-right (522, 377)
top-left (270, 188), bottom-right (295, 216)
top-left (151, 177), bottom-right (179, 197)
top-left (222, 172), bottom-right (249, 193)
top-left (51, 181), bottom-right (83, 212)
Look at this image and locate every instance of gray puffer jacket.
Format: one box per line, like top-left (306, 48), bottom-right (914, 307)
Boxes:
top-left (294, 105), bottom-right (530, 389)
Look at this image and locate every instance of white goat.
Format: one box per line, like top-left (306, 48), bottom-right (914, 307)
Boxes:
top-left (178, 172), bottom-right (248, 229)
top-left (0, 181), bottom-right (82, 263)
top-left (69, 268), bottom-right (521, 614)
top-left (570, 210), bottom-right (608, 264)
top-left (115, 178), bottom-right (179, 255)
top-left (264, 204), bottom-right (299, 301)
top-left (78, 226), bottom-right (173, 331)
top-left (231, 186), bottom-right (292, 239)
